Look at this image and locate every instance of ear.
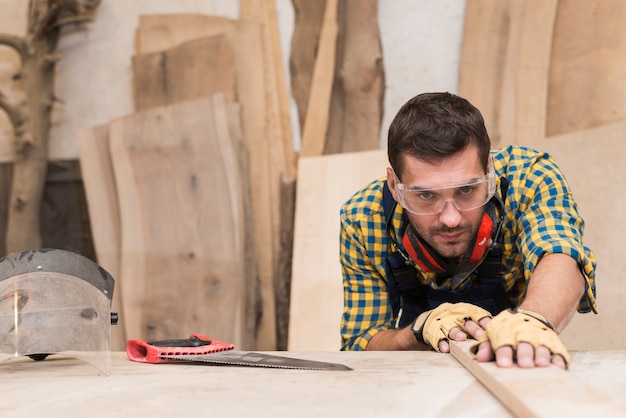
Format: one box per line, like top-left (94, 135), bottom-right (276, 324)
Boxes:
top-left (386, 167), bottom-right (401, 203)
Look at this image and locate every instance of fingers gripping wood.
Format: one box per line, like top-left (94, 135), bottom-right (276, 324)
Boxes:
top-left (413, 302), bottom-right (492, 351)
top-left (478, 309), bottom-right (571, 366)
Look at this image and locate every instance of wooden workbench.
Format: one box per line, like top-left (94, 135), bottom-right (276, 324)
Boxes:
top-left (1, 351), bottom-right (624, 417)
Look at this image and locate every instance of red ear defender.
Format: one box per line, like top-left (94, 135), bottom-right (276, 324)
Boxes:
top-left (400, 211), bottom-right (495, 273)
top-left (467, 212), bottom-right (495, 263)
top-left (402, 227), bottom-right (445, 272)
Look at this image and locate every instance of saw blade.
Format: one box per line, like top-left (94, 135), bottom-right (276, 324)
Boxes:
top-left (163, 350), bottom-right (352, 371)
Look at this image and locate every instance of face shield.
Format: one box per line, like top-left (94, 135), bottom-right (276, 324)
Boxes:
top-left (0, 249), bottom-right (116, 375)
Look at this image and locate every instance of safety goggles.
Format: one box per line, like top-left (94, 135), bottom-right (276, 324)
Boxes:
top-left (392, 158), bottom-right (496, 215)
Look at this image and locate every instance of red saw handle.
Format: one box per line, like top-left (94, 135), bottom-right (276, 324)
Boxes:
top-left (126, 334), bottom-right (235, 363)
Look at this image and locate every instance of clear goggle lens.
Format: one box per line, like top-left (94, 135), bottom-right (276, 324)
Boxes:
top-left (393, 160), bottom-right (496, 215)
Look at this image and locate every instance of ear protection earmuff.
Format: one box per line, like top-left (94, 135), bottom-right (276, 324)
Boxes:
top-left (399, 199), bottom-right (502, 275)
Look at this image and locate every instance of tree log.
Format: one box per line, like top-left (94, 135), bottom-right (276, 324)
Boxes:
top-left (290, 0), bottom-right (326, 130)
top-left (325, 0), bottom-right (384, 154)
top-left (1, 0), bottom-right (101, 253)
top-left (290, 0), bottom-right (384, 155)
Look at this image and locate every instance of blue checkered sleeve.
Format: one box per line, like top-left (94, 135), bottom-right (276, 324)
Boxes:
top-left (339, 179), bottom-right (395, 350)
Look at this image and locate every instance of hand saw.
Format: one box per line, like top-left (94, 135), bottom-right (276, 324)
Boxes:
top-left (126, 334), bottom-right (352, 371)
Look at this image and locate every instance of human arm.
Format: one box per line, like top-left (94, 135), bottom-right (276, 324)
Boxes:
top-left (474, 253), bottom-right (585, 368)
top-left (339, 181), bottom-right (398, 350)
top-left (367, 327), bottom-right (429, 350)
top-left (519, 253), bottom-right (584, 333)
top-left (474, 149), bottom-right (596, 368)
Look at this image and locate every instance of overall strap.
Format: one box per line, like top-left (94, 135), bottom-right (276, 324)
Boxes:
top-left (382, 177), bottom-right (511, 320)
top-left (382, 181), bottom-right (410, 317)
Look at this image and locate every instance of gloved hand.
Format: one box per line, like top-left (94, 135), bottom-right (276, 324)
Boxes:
top-left (411, 302), bottom-right (491, 351)
top-left (474, 308), bottom-right (571, 367)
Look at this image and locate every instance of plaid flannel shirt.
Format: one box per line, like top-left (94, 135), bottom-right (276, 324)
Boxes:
top-left (339, 145), bottom-right (597, 351)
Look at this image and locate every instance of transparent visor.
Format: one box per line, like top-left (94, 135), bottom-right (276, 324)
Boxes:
top-left (394, 158), bottom-right (496, 215)
top-left (0, 271), bottom-right (112, 375)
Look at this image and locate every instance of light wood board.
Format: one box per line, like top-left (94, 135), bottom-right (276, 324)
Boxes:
top-left (299, 0), bottom-right (338, 157)
top-left (240, 0), bottom-right (299, 349)
top-left (136, 14), bottom-right (280, 349)
top-left (450, 340), bottom-right (626, 417)
top-left (108, 95), bottom-right (254, 348)
top-left (76, 125), bottom-right (125, 351)
top-left (132, 34), bottom-right (236, 111)
top-left (0, 351), bottom-right (511, 417)
top-left (3, 350), bottom-right (626, 417)
top-left (240, 0), bottom-right (296, 178)
top-left (288, 149), bottom-right (388, 350)
top-left (547, 0), bottom-right (626, 135)
top-left (459, 0), bottom-right (557, 146)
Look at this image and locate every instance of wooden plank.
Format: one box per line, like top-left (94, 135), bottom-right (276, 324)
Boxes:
top-left (136, 15), bottom-right (278, 349)
top-left (513, 0), bottom-right (556, 144)
top-left (289, 0), bottom-right (325, 129)
top-left (108, 95), bottom-right (254, 348)
top-left (459, 0), bottom-right (557, 145)
top-left (240, 0), bottom-right (297, 178)
top-left (0, 351), bottom-right (512, 417)
top-left (325, 0), bottom-right (384, 154)
top-left (4, 349), bottom-right (626, 416)
top-left (76, 125), bottom-right (126, 352)
top-left (450, 340), bottom-right (626, 417)
top-left (459, 0), bottom-right (511, 146)
top-left (240, 0), bottom-right (299, 349)
top-left (299, 0), bottom-right (339, 157)
top-left (132, 34), bottom-right (236, 111)
top-left (288, 149), bottom-right (388, 350)
top-left (547, 0), bottom-right (626, 136)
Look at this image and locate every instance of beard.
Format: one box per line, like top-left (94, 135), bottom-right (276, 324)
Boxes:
top-left (411, 221), bottom-right (478, 259)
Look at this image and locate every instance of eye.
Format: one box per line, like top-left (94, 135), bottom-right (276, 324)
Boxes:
top-left (457, 185), bottom-right (476, 196)
top-left (417, 191), bottom-right (435, 201)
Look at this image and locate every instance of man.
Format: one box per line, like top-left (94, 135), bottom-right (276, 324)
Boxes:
top-left (339, 92), bottom-right (596, 369)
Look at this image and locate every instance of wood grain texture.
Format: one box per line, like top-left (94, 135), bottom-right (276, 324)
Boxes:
top-left (0, 351), bottom-right (511, 417)
top-left (136, 15), bottom-right (279, 349)
top-left (299, 0), bottom-right (338, 157)
top-left (459, 0), bottom-right (557, 146)
top-left (288, 149), bottom-right (388, 350)
top-left (289, 0), bottom-right (326, 129)
top-left (325, 0), bottom-right (384, 154)
top-left (240, 0), bottom-right (297, 178)
top-left (108, 95), bottom-right (254, 348)
top-left (76, 125), bottom-right (126, 351)
top-left (547, 0), bottom-right (626, 135)
top-left (450, 340), bottom-right (626, 417)
top-left (4, 350), bottom-right (626, 416)
top-left (132, 34), bottom-right (236, 111)
top-left (240, 0), bottom-right (299, 350)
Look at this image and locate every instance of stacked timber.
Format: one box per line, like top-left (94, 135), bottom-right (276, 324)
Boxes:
top-left (76, 0), bottom-right (385, 352)
top-left (79, 9), bottom-right (296, 351)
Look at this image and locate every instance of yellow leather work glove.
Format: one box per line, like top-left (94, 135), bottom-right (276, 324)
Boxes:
top-left (411, 302), bottom-right (492, 351)
top-left (475, 308), bottom-right (571, 367)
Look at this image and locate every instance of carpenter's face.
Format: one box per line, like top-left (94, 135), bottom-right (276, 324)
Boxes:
top-left (387, 144), bottom-right (488, 258)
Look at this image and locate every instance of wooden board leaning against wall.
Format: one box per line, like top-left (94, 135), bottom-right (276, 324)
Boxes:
top-left (133, 13), bottom-right (285, 350)
top-left (77, 14), bottom-right (273, 350)
top-left (459, 0), bottom-right (626, 349)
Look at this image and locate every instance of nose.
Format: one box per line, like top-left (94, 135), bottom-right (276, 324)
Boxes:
top-left (438, 200), bottom-right (462, 228)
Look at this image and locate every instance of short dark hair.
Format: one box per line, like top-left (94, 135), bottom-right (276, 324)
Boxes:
top-left (387, 92), bottom-right (491, 176)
